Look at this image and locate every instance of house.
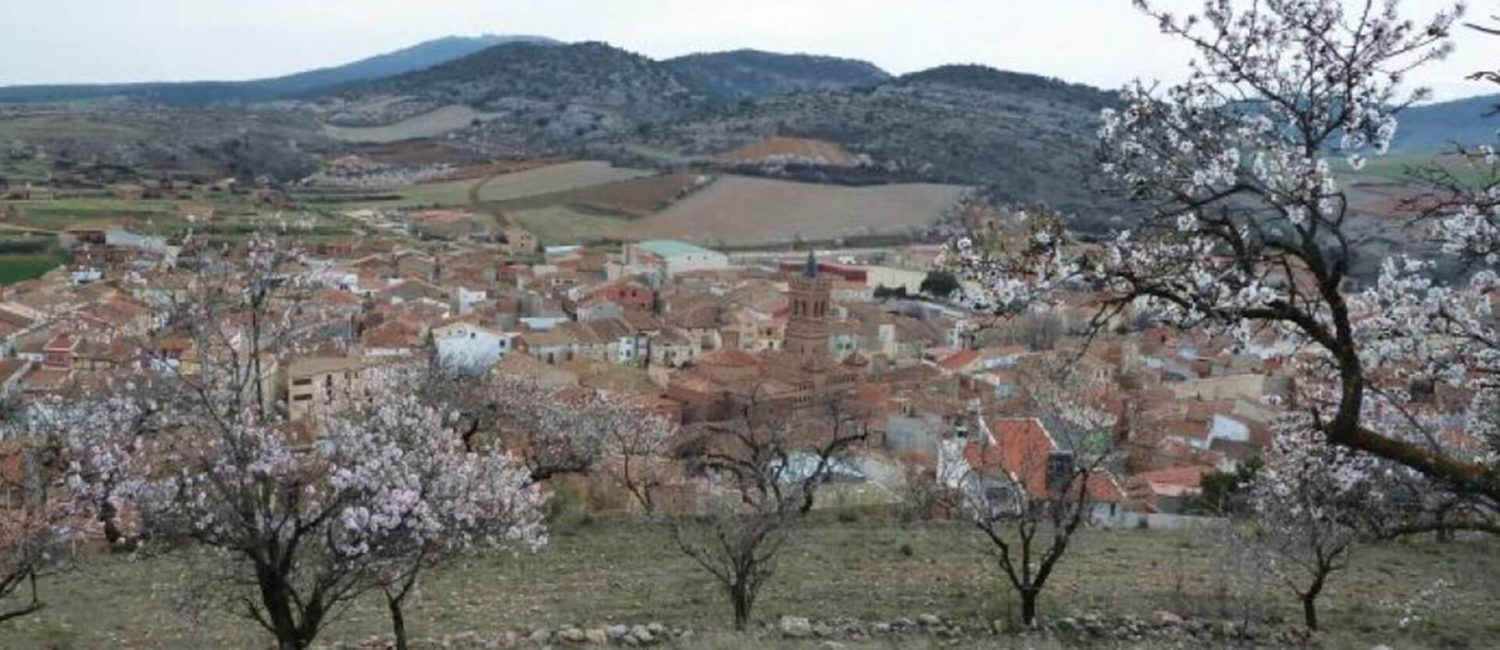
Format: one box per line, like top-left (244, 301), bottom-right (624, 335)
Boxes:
top-left (938, 416), bottom-right (1126, 520)
top-left (41, 333), bottom-right (77, 371)
top-left (580, 280), bottom-right (653, 314)
top-left (284, 356), bottom-right (366, 422)
top-left (500, 226), bottom-right (539, 255)
top-left (360, 321), bottom-right (422, 358)
top-left (516, 327), bottom-right (579, 365)
top-left (625, 240), bottom-right (729, 278)
top-left (1125, 465), bottom-right (1212, 514)
top-left (432, 321), bottom-right (513, 371)
top-left (650, 328), bottom-right (702, 368)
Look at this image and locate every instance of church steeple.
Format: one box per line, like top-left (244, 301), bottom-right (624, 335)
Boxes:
top-left (786, 251), bottom-right (831, 360)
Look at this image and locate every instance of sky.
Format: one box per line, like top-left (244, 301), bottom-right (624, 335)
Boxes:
top-left (0, 0), bottom-right (1493, 102)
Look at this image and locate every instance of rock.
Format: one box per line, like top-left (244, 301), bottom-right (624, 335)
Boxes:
top-left (812, 622), bottom-right (833, 638)
top-left (780, 615), bottom-right (813, 638)
top-left (1370, 645), bottom-right (1393, 650)
top-left (916, 613), bottom-right (941, 627)
top-left (583, 629), bottom-right (607, 645)
top-left (1156, 611), bottom-right (1184, 626)
top-left (645, 622), bottom-right (665, 636)
top-left (628, 625), bottom-right (653, 644)
top-left (557, 627), bottom-right (586, 643)
top-left (528, 629), bottom-right (551, 645)
top-left (872, 622), bottom-right (892, 635)
top-left (605, 625), bottom-right (629, 640)
top-left (818, 642), bottom-right (846, 649)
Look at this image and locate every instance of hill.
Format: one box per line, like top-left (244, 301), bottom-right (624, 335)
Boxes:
top-left (0, 34), bottom-right (555, 105)
top-left (896, 65), bottom-right (1118, 111)
top-left (664, 49), bottom-right (890, 100)
top-left (1391, 93), bottom-right (1500, 151)
top-left (634, 66), bottom-right (1120, 217)
top-left (326, 41), bottom-right (693, 132)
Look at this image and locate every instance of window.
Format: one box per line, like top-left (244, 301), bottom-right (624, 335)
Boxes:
top-left (292, 394), bottom-right (312, 402)
top-left (292, 378), bottom-right (312, 386)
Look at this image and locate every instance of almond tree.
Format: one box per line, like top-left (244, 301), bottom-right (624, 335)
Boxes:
top-left (953, 0), bottom-right (1500, 515)
top-left (51, 241), bottom-right (548, 650)
top-left (316, 369), bottom-right (546, 650)
top-left (1246, 415), bottom-right (1374, 630)
top-left (940, 370), bottom-right (1120, 627)
top-left (0, 438), bottom-right (86, 623)
top-left (620, 394), bottom-right (868, 630)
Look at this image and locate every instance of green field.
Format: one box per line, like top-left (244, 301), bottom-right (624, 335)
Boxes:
top-left (509, 204), bottom-right (632, 246)
top-left (0, 252), bottom-right (62, 284)
top-left (0, 514), bottom-right (1494, 649)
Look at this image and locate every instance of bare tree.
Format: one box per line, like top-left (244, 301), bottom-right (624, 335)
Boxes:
top-left (940, 394), bottom-right (1119, 627)
top-left (621, 392), bottom-right (869, 630)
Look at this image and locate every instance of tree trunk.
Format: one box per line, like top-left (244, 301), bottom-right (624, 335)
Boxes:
top-left (387, 594), bottom-right (408, 650)
top-left (728, 581), bottom-right (754, 631)
top-left (257, 565), bottom-right (302, 650)
top-left (1301, 569), bottom-right (1327, 631)
top-left (1020, 588), bottom-right (1039, 627)
top-left (1301, 592), bottom-right (1319, 631)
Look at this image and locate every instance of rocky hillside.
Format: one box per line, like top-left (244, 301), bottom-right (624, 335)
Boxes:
top-left (326, 42), bottom-right (694, 129)
top-left (632, 68), bottom-right (1120, 216)
top-left (664, 49), bottom-right (890, 100)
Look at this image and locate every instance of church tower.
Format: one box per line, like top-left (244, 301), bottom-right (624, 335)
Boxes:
top-left (784, 251), bottom-right (831, 360)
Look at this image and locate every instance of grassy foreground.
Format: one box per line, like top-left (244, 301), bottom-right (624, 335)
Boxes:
top-left (1, 514), bottom-right (1497, 649)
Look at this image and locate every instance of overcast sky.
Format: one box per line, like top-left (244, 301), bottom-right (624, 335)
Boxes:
top-left (0, 0), bottom-right (1492, 101)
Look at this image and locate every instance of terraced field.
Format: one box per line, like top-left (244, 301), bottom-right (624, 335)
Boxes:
top-left (633, 175), bottom-right (968, 246)
top-left (474, 161), bottom-right (655, 203)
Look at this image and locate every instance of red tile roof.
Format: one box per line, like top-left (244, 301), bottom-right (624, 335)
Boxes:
top-left (939, 349), bottom-right (980, 373)
top-left (970, 417), bottom-right (1123, 503)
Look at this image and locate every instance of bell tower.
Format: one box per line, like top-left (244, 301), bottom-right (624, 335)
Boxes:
top-left (784, 251), bottom-right (831, 359)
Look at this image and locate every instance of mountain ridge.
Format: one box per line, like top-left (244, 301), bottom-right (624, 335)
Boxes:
top-left (0, 34), bottom-right (557, 105)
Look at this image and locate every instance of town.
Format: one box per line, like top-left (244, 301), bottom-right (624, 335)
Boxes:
top-left (0, 1), bottom-right (1498, 649)
top-left (1, 213), bottom-right (1283, 521)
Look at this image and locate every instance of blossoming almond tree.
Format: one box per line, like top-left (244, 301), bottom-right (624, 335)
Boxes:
top-left (0, 439), bottom-right (88, 623)
top-left (953, 0), bottom-right (1500, 519)
top-left (37, 242), bottom-right (551, 650)
top-left (316, 369), bottom-right (546, 650)
top-left (1246, 415), bottom-right (1379, 630)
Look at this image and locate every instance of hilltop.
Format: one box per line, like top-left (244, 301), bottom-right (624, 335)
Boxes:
top-left (664, 49), bottom-right (890, 100)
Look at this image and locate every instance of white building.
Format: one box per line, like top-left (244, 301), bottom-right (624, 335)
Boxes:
top-left (625, 240), bottom-right (730, 277)
top-left (432, 322), bottom-right (514, 371)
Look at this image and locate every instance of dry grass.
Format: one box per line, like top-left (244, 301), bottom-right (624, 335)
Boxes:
top-left (323, 105), bottom-right (502, 144)
top-left (0, 515), bottom-right (1495, 649)
top-left (634, 175), bottom-right (968, 246)
top-left (475, 161), bottom-right (654, 203)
